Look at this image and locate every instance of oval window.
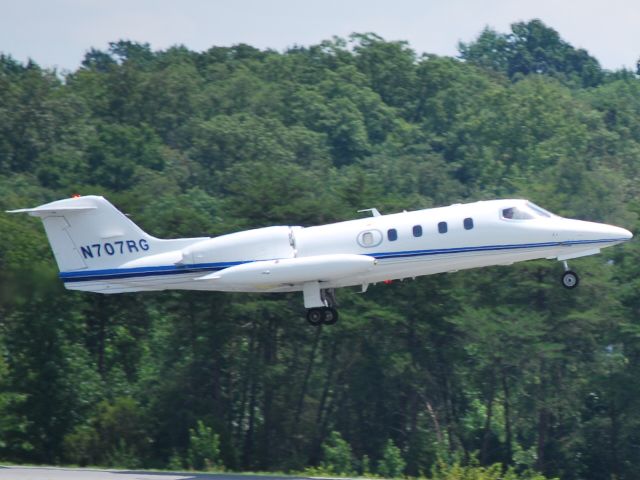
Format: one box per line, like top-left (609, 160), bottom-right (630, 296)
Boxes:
top-left (357, 229), bottom-right (383, 248)
top-left (413, 225), bottom-right (423, 237)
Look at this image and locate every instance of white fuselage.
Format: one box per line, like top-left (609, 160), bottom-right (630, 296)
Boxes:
top-left (58, 199), bottom-right (632, 295)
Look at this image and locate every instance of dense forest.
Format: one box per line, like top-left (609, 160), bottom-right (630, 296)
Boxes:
top-left (1, 19), bottom-right (640, 479)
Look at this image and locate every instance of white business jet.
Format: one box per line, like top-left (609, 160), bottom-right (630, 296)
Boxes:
top-left (9, 195), bottom-right (632, 325)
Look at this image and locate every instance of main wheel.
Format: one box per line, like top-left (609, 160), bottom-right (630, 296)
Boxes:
top-left (322, 307), bottom-right (339, 325)
top-left (561, 270), bottom-right (579, 289)
top-left (306, 308), bottom-right (324, 326)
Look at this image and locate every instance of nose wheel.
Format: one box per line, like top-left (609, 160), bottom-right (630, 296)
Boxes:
top-left (561, 271), bottom-right (579, 289)
top-left (560, 261), bottom-right (579, 289)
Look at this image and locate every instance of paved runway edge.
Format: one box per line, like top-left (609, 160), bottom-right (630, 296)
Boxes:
top-left (0, 466), bottom-right (317, 480)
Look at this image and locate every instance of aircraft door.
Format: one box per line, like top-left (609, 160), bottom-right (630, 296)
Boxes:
top-left (357, 229), bottom-right (383, 248)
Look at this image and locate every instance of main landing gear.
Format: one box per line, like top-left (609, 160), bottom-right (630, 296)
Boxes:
top-left (303, 282), bottom-right (339, 326)
top-left (561, 261), bottom-right (579, 289)
top-left (306, 307), bottom-right (338, 326)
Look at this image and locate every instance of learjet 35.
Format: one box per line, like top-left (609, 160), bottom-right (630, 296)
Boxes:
top-left (8, 196), bottom-right (632, 326)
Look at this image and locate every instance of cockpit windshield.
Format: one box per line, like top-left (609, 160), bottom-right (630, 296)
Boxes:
top-left (501, 202), bottom-right (555, 220)
top-left (526, 202), bottom-right (553, 218)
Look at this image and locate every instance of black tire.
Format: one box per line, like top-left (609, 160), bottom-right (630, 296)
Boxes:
top-left (561, 271), bottom-right (579, 289)
top-left (306, 308), bottom-right (324, 326)
top-left (322, 307), bottom-right (339, 325)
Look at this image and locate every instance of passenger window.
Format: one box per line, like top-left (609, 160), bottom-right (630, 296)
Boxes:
top-left (438, 222), bottom-right (447, 234)
top-left (463, 217), bottom-right (474, 230)
top-left (362, 232), bottom-right (373, 246)
top-left (412, 225), bottom-right (422, 237)
top-left (387, 228), bottom-right (398, 241)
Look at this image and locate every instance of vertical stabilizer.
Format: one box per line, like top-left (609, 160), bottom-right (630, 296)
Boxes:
top-left (7, 195), bottom-right (206, 273)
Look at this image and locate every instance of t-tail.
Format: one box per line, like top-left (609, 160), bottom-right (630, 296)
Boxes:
top-left (7, 195), bottom-right (207, 292)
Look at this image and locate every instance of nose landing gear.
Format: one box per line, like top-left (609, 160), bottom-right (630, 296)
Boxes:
top-left (561, 261), bottom-right (579, 289)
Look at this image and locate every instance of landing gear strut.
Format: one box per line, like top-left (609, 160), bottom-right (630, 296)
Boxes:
top-left (303, 282), bottom-right (339, 326)
top-left (561, 261), bottom-right (579, 289)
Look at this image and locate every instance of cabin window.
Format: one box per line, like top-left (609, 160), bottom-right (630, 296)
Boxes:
top-left (438, 222), bottom-right (447, 234)
top-left (387, 228), bottom-right (398, 241)
top-left (463, 217), bottom-right (474, 230)
top-left (412, 225), bottom-right (422, 237)
top-left (362, 232), bottom-right (374, 246)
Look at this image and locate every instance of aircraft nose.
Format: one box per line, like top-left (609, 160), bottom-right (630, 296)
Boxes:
top-left (598, 224), bottom-right (633, 242)
top-left (618, 227), bottom-right (633, 241)
top-left (565, 220), bottom-right (633, 243)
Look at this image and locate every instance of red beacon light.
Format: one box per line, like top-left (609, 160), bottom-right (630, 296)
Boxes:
top-left (71, 194), bottom-right (82, 198)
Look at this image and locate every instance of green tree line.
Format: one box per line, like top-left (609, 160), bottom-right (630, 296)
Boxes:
top-left (1, 19), bottom-right (639, 479)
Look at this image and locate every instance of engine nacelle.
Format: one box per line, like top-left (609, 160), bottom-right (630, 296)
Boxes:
top-left (180, 226), bottom-right (296, 265)
top-left (197, 254), bottom-right (377, 286)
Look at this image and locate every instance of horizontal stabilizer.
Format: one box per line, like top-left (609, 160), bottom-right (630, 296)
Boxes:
top-left (7, 205), bottom-right (97, 216)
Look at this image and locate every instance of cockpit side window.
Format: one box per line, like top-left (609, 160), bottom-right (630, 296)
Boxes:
top-left (501, 207), bottom-right (534, 220)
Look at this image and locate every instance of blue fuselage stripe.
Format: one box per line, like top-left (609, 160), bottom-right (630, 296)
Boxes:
top-left (59, 238), bottom-right (625, 283)
top-left (59, 261), bottom-right (244, 283)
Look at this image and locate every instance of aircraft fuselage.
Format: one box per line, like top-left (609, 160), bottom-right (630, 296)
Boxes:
top-left (9, 196), bottom-right (632, 325)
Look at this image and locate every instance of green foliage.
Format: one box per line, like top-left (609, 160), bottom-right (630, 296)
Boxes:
top-left (459, 19), bottom-right (603, 87)
top-left (187, 420), bottom-right (223, 471)
top-left (430, 461), bottom-right (553, 480)
top-left (361, 454), bottom-right (373, 476)
top-left (321, 431), bottom-right (355, 476)
top-left (63, 397), bottom-right (148, 467)
top-left (0, 353), bottom-right (28, 454)
top-left (377, 439), bottom-right (406, 478)
top-left (167, 449), bottom-right (185, 470)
